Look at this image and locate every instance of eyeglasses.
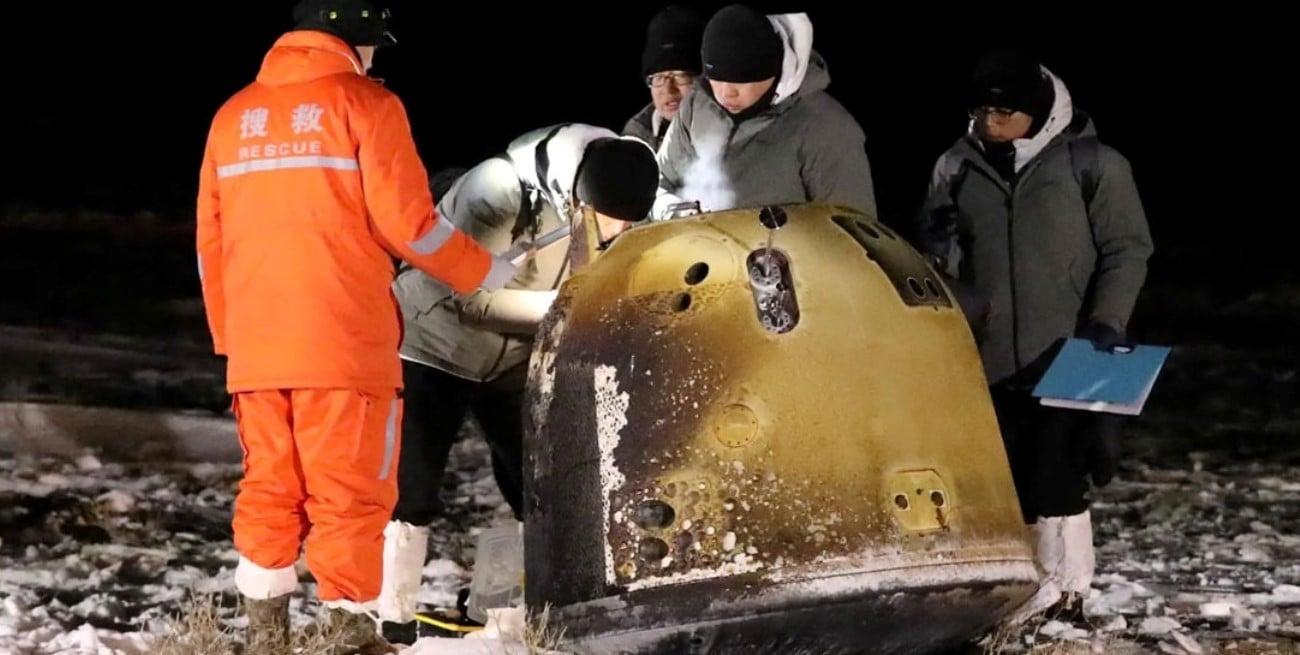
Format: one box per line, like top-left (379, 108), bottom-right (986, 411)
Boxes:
top-left (969, 106), bottom-right (1019, 122)
top-left (646, 72), bottom-right (695, 88)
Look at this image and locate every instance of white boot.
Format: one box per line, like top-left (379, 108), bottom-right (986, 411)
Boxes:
top-left (1008, 511), bottom-right (1094, 623)
top-left (377, 520), bottom-right (430, 624)
top-left (1058, 510), bottom-right (1096, 597)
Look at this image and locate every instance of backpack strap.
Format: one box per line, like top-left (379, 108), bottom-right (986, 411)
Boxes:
top-left (532, 124), bottom-right (569, 204)
top-left (487, 153), bottom-right (535, 243)
top-left (941, 153), bottom-right (971, 202)
top-left (1068, 136), bottom-right (1101, 210)
top-left (919, 154), bottom-right (972, 269)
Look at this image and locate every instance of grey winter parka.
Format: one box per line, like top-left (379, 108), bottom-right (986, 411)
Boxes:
top-left (918, 69), bottom-right (1154, 386)
top-left (653, 13), bottom-right (876, 218)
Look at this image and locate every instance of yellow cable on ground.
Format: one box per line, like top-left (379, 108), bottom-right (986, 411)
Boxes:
top-left (412, 612), bottom-right (485, 634)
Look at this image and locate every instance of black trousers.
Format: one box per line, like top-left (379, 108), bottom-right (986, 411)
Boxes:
top-left (391, 359), bottom-right (526, 526)
top-left (990, 384), bottom-right (1123, 522)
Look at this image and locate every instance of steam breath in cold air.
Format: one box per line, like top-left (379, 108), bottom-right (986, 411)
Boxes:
top-left (679, 134), bottom-right (735, 213)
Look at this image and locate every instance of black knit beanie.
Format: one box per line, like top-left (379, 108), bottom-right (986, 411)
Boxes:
top-left (574, 138), bottom-right (660, 221)
top-left (701, 4), bottom-right (783, 83)
top-left (968, 49), bottom-right (1052, 118)
top-left (642, 5), bottom-right (705, 77)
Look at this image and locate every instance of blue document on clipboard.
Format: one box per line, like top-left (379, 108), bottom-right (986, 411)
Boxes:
top-left (1031, 338), bottom-right (1172, 416)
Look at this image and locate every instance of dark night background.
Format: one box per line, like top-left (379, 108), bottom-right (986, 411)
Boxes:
top-left (0, 4), bottom-right (1292, 348)
top-left (5, 5), bottom-right (1279, 233)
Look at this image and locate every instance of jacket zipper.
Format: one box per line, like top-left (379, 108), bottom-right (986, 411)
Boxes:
top-left (1006, 187), bottom-right (1021, 377)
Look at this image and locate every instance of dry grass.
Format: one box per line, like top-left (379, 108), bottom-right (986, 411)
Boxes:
top-left (445, 603), bottom-right (574, 655)
top-left (152, 592), bottom-right (380, 655)
top-left (979, 618), bottom-right (1023, 654)
top-left (522, 603), bottom-right (569, 654)
top-left (288, 608), bottom-right (358, 655)
top-left (977, 614), bottom-right (1125, 655)
top-left (154, 592), bottom-right (238, 655)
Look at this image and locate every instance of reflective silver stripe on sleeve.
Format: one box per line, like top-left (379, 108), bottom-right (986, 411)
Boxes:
top-left (216, 156), bottom-right (359, 179)
top-left (197, 254), bottom-right (204, 282)
top-left (480, 256), bottom-right (516, 291)
top-left (408, 218), bottom-right (457, 255)
top-left (378, 398), bottom-right (398, 481)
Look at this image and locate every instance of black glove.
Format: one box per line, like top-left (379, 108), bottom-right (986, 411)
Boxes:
top-left (920, 205), bottom-right (960, 260)
top-left (1080, 321), bottom-right (1128, 352)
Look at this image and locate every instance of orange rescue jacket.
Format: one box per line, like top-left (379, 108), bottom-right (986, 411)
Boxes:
top-left (196, 31), bottom-right (497, 392)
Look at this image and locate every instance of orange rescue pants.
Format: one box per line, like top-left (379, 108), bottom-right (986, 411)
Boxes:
top-left (231, 388), bottom-right (402, 603)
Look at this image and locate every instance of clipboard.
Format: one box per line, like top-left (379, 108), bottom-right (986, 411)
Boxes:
top-left (1031, 338), bottom-right (1172, 416)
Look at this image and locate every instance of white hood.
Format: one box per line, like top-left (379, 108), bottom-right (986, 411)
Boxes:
top-left (969, 66), bottom-right (1075, 172)
top-left (768, 13), bottom-right (814, 105)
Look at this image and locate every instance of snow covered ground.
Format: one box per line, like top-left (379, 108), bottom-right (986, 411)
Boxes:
top-left (2, 369), bottom-right (1299, 654)
top-left (0, 429), bottom-right (515, 654)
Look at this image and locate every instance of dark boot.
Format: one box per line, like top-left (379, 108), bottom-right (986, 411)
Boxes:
top-left (244, 594), bottom-right (291, 653)
top-left (380, 618), bottom-right (418, 645)
top-left (325, 607), bottom-right (395, 655)
top-left (1044, 590), bottom-right (1087, 624)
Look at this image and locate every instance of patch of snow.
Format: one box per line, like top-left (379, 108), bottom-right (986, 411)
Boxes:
top-left (593, 364), bottom-right (629, 586)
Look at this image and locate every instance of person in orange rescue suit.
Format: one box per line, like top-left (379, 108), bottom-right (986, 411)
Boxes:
top-left (194, 1), bottom-right (514, 651)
